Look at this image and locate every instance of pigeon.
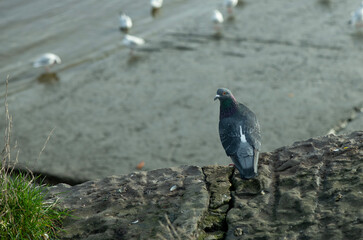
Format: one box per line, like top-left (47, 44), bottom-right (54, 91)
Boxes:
top-left (212, 10), bottom-right (224, 34)
top-left (122, 34), bottom-right (145, 56)
top-left (119, 12), bottom-right (132, 33)
top-left (224, 0), bottom-right (238, 17)
top-left (349, 2), bottom-right (363, 28)
top-left (214, 88), bottom-right (261, 179)
top-left (33, 53), bottom-right (61, 72)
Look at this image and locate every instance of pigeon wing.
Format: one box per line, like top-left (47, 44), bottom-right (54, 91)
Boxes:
top-left (219, 109), bottom-right (261, 179)
top-left (219, 114), bottom-right (260, 155)
top-left (219, 118), bottom-right (243, 156)
top-left (219, 118), bottom-right (256, 178)
top-left (238, 103), bottom-right (261, 151)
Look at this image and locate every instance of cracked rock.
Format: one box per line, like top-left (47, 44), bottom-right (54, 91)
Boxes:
top-left (47, 132), bottom-right (362, 239)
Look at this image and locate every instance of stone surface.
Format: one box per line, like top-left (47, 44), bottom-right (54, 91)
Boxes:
top-left (226, 131), bottom-right (363, 240)
top-left (47, 132), bottom-right (363, 239)
top-left (47, 166), bottom-right (209, 240)
top-left (0, 0), bottom-right (362, 182)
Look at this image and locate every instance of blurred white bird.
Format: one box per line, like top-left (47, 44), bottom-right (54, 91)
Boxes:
top-left (150, 0), bottom-right (163, 17)
top-left (212, 10), bottom-right (224, 34)
top-left (122, 34), bottom-right (145, 56)
top-left (33, 53), bottom-right (61, 72)
top-left (349, 2), bottom-right (363, 28)
top-left (150, 0), bottom-right (163, 9)
top-left (119, 13), bottom-right (132, 33)
top-left (224, 0), bottom-right (238, 17)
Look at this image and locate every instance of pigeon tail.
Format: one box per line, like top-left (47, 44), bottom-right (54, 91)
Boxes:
top-left (231, 155), bottom-right (257, 179)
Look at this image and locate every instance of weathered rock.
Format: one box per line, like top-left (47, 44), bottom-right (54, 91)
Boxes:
top-left (47, 166), bottom-right (209, 239)
top-left (226, 131), bottom-right (363, 240)
top-left (47, 132), bottom-right (363, 239)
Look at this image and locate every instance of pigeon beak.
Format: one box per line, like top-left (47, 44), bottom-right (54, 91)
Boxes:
top-left (214, 94), bottom-right (220, 101)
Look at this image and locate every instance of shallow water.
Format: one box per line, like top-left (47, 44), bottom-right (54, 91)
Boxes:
top-left (0, 0), bottom-right (362, 181)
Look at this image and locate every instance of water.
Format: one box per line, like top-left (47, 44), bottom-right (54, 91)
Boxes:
top-left (0, 0), bottom-right (362, 182)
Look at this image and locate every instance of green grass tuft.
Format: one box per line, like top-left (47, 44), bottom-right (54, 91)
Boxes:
top-left (0, 173), bottom-right (68, 239)
top-left (1, 77), bottom-right (68, 239)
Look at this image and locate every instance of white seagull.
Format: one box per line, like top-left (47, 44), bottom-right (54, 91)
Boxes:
top-left (224, 0), bottom-right (238, 17)
top-left (150, 0), bottom-right (163, 17)
top-left (150, 0), bottom-right (163, 9)
top-left (212, 10), bottom-right (224, 34)
top-left (349, 2), bottom-right (363, 29)
top-left (119, 13), bottom-right (133, 33)
top-left (33, 53), bottom-right (61, 72)
top-left (122, 34), bottom-right (145, 56)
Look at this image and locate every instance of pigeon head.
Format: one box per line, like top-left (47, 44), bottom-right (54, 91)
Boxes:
top-left (214, 88), bottom-right (238, 118)
top-left (214, 88), bottom-right (235, 102)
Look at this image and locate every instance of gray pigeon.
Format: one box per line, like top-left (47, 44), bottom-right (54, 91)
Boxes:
top-left (214, 88), bottom-right (261, 179)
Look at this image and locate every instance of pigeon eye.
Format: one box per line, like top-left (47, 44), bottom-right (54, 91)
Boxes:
top-left (222, 92), bottom-right (226, 95)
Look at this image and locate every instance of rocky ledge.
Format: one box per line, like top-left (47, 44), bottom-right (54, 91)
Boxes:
top-left (46, 131), bottom-right (363, 240)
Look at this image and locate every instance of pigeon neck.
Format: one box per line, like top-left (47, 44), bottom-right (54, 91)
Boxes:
top-left (220, 98), bottom-right (238, 119)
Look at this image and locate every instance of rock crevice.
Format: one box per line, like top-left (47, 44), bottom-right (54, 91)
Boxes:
top-left (199, 166), bottom-right (234, 239)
